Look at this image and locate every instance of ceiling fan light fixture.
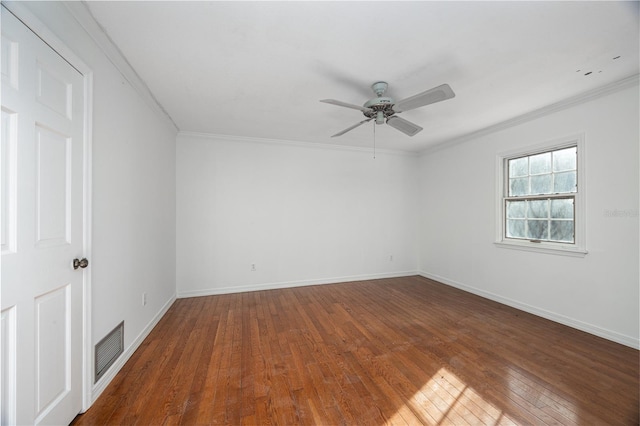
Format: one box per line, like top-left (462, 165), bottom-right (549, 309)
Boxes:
top-left (376, 111), bottom-right (385, 124)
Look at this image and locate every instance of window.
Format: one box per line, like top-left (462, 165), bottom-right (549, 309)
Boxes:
top-left (496, 136), bottom-right (586, 256)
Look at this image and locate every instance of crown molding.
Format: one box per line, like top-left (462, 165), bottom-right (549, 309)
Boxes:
top-left (63, 1), bottom-right (179, 134)
top-left (178, 131), bottom-right (419, 157)
top-left (419, 74), bottom-right (639, 157)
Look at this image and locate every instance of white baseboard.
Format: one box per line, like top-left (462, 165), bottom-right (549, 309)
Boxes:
top-left (418, 271), bottom-right (639, 350)
top-left (90, 293), bottom-right (177, 403)
top-left (177, 270), bottom-right (419, 298)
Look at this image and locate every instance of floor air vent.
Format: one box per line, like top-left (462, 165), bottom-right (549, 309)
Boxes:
top-left (95, 321), bottom-right (124, 383)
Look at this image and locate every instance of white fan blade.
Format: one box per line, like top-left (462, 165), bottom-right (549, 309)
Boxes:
top-left (331, 118), bottom-right (373, 137)
top-left (393, 84), bottom-right (455, 112)
top-left (386, 116), bottom-right (423, 136)
top-left (320, 99), bottom-right (371, 112)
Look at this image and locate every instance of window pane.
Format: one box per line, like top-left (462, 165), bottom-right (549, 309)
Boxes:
top-left (507, 219), bottom-right (526, 238)
top-left (553, 147), bottom-right (576, 172)
top-left (509, 157), bottom-right (528, 177)
top-left (503, 144), bottom-right (578, 245)
top-left (506, 201), bottom-right (526, 218)
top-left (530, 174), bottom-right (552, 194)
top-left (550, 220), bottom-right (574, 242)
top-left (554, 171), bottom-right (576, 193)
top-left (527, 220), bottom-right (549, 240)
top-left (530, 152), bottom-right (551, 174)
top-left (551, 198), bottom-right (574, 219)
top-left (528, 200), bottom-right (549, 218)
top-left (509, 177), bottom-right (528, 196)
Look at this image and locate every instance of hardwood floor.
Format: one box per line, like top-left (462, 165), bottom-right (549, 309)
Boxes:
top-left (72, 276), bottom-right (639, 425)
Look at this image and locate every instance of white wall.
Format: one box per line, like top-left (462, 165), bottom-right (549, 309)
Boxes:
top-left (176, 134), bottom-right (418, 296)
top-left (418, 83), bottom-right (639, 348)
top-left (14, 1), bottom-right (178, 397)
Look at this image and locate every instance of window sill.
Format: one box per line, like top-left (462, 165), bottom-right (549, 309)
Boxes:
top-left (494, 240), bottom-right (588, 257)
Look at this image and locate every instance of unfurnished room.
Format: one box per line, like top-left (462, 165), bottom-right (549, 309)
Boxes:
top-left (1, 1), bottom-right (638, 425)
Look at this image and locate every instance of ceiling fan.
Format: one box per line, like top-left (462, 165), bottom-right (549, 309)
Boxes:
top-left (320, 81), bottom-right (455, 137)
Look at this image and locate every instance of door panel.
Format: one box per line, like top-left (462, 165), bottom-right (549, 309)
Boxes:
top-left (1, 108), bottom-right (17, 255)
top-left (1, 7), bottom-right (85, 425)
top-left (35, 285), bottom-right (70, 417)
top-left (36, 61), bottom-right (73, 119)
top-left (1, 306), bottom-right (17, 425)
top-left (35, 125), bottom-right (71, 248)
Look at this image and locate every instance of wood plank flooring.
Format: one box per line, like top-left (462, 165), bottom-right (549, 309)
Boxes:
top-left (72, 276), bottom-right (639, 425)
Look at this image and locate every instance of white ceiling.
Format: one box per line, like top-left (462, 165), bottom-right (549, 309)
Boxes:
top-left (84, 1), bottom-right (639, 152)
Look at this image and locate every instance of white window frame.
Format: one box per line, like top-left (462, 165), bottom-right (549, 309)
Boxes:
top-left (495, 134), bottom-right (587, 257)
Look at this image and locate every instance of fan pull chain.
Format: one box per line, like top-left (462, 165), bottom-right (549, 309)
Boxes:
top-left (373, 120), bottom-right (376, 159)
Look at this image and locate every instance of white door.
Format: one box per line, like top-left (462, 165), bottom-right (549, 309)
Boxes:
top-left (1, 7), bottom-right (85, 425)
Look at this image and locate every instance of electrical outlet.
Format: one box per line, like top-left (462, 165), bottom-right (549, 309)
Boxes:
top-left (251, 263), bottom-right (256, 271)
top-left (142, 292), bottom-right (147, 306)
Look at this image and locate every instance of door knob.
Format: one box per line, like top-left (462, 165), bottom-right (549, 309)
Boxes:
top-left (73, 258), bottom-right (89, 270)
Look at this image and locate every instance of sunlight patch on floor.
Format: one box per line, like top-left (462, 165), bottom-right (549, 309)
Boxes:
top-left (387, 367), bottom-right (518, 425)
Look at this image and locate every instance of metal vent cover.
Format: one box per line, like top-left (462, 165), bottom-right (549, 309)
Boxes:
top-left (95, 321), bottom-right (124, 383)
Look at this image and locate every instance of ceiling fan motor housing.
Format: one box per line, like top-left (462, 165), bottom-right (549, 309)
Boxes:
top-left (363, 81), bottom-right (395, 124)
top-left (363, 97), bottom-right (396, 123)
top-left (363, 97), bottom-right (393, 109)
